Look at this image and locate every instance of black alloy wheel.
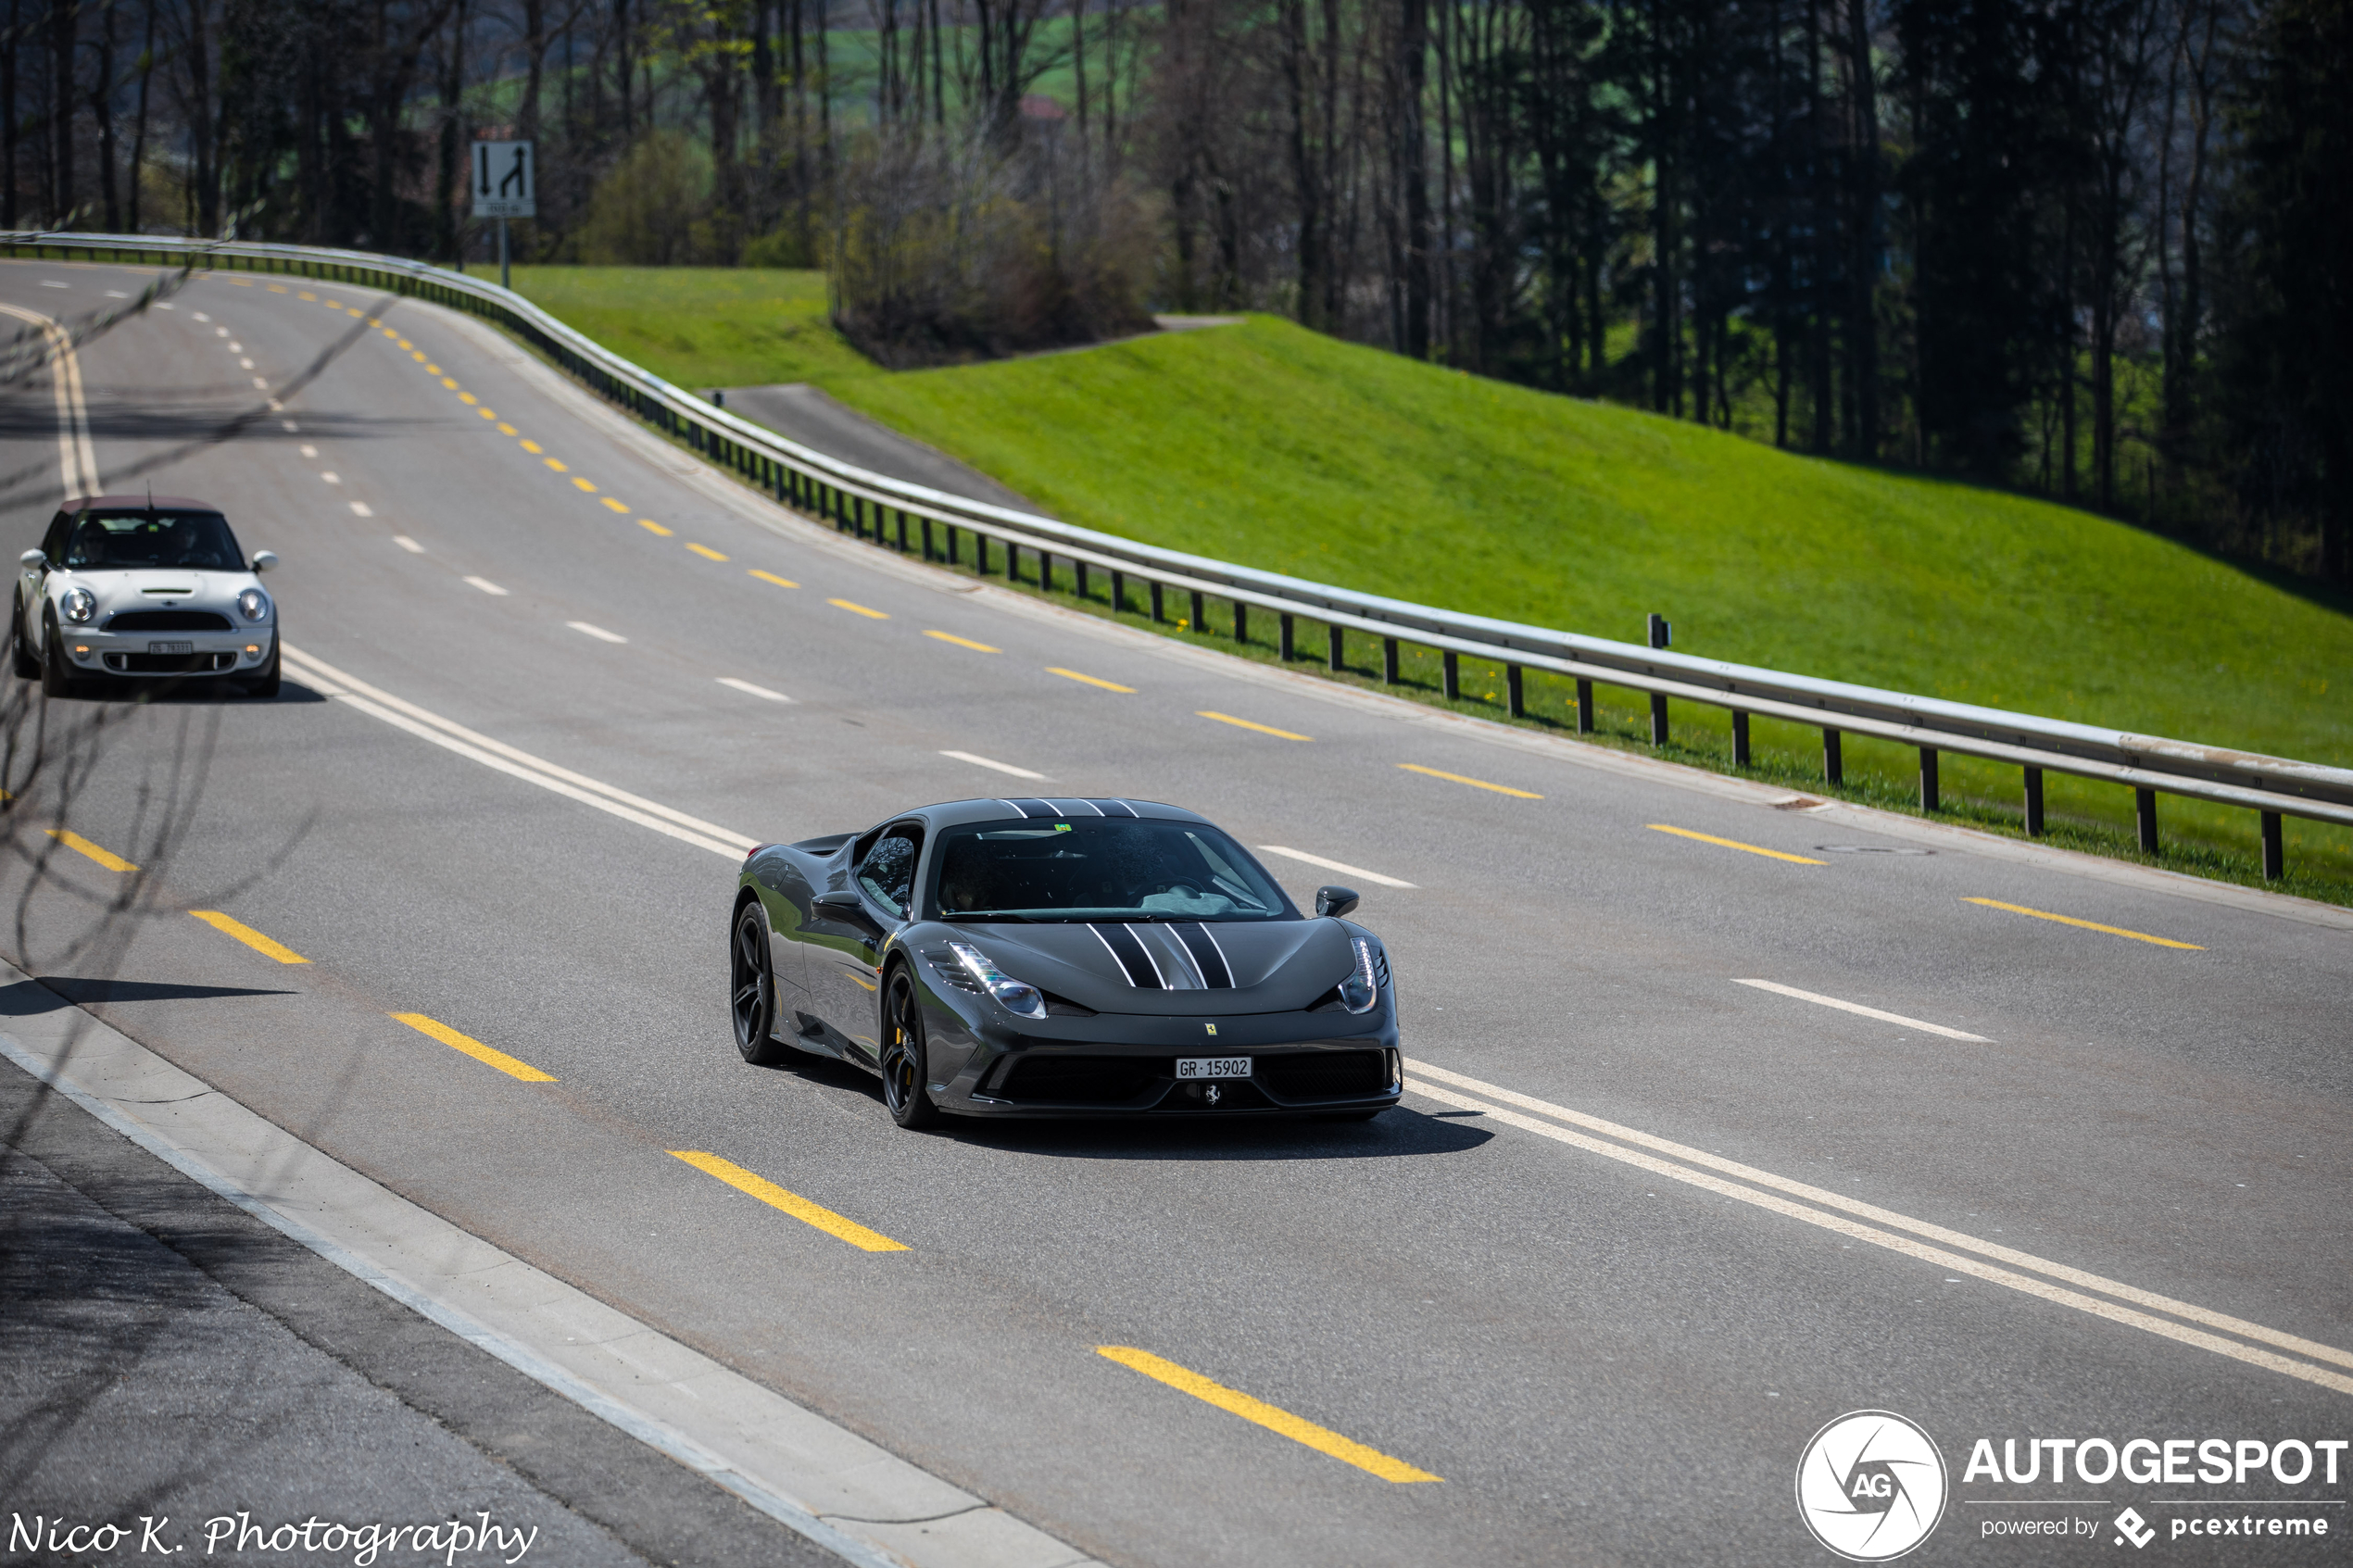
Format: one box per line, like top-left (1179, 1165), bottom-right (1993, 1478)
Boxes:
top-left (10, 599), bottom-right (38, 679)
top-left (880, 968), bottom-right (940, 1130)
top-left (731, 899), bottom-right (785, 1065)
top-left (40, 611), bottom-right (72, 698)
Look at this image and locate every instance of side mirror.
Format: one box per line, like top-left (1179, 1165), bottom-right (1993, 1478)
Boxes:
top-left (813, 890), bottom-right (869, 920)
top-left (1314, 885), bottom-right (1361, 920)
top-left (19, 549), bottom-right (44, 571)
top-left (250, 551), bottom-right (279, 573)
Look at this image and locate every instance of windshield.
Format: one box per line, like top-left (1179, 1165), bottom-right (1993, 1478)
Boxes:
top-left (62, 509), bottom-right (245, 571)
top-left (929, 818), bottom-right (1296, 922)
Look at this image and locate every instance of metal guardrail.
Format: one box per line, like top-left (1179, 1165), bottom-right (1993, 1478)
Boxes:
top-left (9, 230), bottom-right (2349, 883)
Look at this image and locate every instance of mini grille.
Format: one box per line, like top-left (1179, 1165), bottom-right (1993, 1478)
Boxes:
top-left (105, 609), bottom-right (233, 632)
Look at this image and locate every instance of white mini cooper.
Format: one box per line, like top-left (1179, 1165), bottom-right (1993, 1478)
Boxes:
top-left (13, 495), bottom-right (280, 697)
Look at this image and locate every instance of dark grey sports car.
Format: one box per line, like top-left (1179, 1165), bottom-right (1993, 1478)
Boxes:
top-left (729, 797), bottom-right (1403, 1126)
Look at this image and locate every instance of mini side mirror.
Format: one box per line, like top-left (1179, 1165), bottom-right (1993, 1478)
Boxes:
top-left (1314, 884), bottom-right (1361, 920)
top-left (250, 551), bottom-right (279, 573)
top-left (19, 549), bottom-right (45, 570)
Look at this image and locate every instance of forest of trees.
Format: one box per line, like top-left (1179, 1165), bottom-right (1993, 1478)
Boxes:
top-left (4, 0), bottom-right (2347, 581)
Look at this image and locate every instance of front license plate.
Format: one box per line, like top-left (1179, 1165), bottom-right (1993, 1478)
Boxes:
top-left (1176, 1056), bottom-right (1252, 1080)
top-left (147, 641), bottom-right (195, 655)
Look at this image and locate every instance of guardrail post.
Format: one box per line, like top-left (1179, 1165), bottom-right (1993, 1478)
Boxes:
top-left (948, 525), bottom-right (960, 566)
top-left (1442, 651), bottom-right (1459, 699)
top-left (1108, 569), bottom-right (1124, 611)
top-left (2136, 789), bottom-right (2159, 854)
top-left (1732, 711), bottom-right (1750, 766)
top-left (1233, 601), bottom-right (1247, 644)
top-left (1327, 623), bottom-right (1344, 671)
top-left (922, 518), bottom-right (936, 561)
top-left (1507, 664), bottom-right (1525, 718)
top-left (1076, 560), bottom-right (1089, 600)
top-left (1279, 614), bottom-right (1295, 661)
top-left (1190, 590), bottom-right (1206, 631)
top-left (1650, 695), bottom-right (1669, 746)
top-left (1823, 729), bottom-right (1843, 785)
top-left (977, 534), bottom-right (991, 574)
top-left (1382, 638), bottom-right (1399, 684)
top-left (1576, 678), bottom-right (1593, 733)
top-left (1919, 747), bottom-right (1940, 812)
top-left (1151, 582), bottom-right (1165, 623)
top-left (896, 510), bottom-right (909, 553)
top-left (2261, 811), bottom-right (2284, 880)
top-left (2024, 767), bottom-right (2045, 835)
top-left (1039, 551), bottom-right (1053, 592)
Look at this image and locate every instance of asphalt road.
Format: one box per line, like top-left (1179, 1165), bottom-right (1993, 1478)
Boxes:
top-left (0, 259), bottom-right (2347, 1568)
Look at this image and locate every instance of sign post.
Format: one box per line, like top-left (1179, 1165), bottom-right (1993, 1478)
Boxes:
top-left (470, 141), bottom-right (535, 290)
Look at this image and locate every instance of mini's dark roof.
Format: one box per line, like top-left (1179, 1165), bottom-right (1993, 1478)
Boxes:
top-left (60, 495), bottom-right (224, 514)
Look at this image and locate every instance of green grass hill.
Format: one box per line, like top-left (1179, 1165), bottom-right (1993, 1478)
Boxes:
top-left (504, 267), bottom-right (2353, 895)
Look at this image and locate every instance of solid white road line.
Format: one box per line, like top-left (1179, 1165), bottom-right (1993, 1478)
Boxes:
top-left (1257, 846), bottom-right (1416, 889)
top-left (393, 535), bottom-right (424, 553)
top-left (1731, 977), bottom-right (1991, 1041)
top-left (567, 621), bottom-right (628, 644)
top-left (939, 750), bottom-right (1049, 781)
top-left (1403, 1058), bottom-right (2353, 1389)
top-left (0, 302), bottom-right (100, 496)
top-left (462, 575), bottom-right (510, 596)
top-left (281, 646), bottom-right (758, 859)
top-left (718, 677), bottom-right (793, 703)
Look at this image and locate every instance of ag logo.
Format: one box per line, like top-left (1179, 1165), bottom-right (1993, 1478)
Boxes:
top-left (1795, 1411), bottom-right (1948, 1562)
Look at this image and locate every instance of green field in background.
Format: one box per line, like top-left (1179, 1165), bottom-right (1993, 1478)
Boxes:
top-left (501, 265), bottom-right (2353, 897)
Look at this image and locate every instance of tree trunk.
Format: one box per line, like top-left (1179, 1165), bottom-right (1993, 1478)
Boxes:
top-left (128, 0), bottom-right (156, 233)
top-left (1843, 0), bottom-right (1877, 460)
top-left (52, 0), bottom-right (74, 222)
top-left (1400, 0), bottom-right (1429, 359)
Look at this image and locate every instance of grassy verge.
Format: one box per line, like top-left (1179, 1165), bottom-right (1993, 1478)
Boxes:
top-left (499, 266), bottom-right (2353, 903)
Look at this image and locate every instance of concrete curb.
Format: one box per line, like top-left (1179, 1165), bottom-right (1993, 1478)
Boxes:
top-left (0, 959), bottom-right (1101, 1568)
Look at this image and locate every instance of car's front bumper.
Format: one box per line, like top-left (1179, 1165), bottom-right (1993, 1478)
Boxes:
top-left (943, 1007), bottom-right (1404, 1118)
top-left (60, 627), bottom-right (275, 676)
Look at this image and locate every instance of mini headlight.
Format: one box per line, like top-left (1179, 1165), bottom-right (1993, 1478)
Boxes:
top-left (60, 587), bottom-right (95, 624)
top-left (948, 941), bottom-right (1047, 1020)
top-left (1340, 936), bottom-right (1381, 1014)
top-left (237, 587), bottom-right (271, 621)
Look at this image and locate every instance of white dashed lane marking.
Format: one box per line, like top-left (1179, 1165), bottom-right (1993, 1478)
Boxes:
top-left (1730, 978), bottom-right (1990, 1042)
top-left (393, 536), bottom-right (424, 554)
top-left (1257, 846), bottom-right (1416, 889)
top-left (462, 576), bottom-right (510, 596)
top-left (717, 678), bottom-right (792, 703)
top-left (566, 621), bottom-right (627, 644)
top-left (939, 750), bottom-right (1048, 781)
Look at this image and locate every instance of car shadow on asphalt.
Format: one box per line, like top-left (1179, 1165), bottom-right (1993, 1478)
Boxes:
top-left (756, 1049), bottom-right (1494, 1160)
top-left (40, 678), bottom-right (328, 705)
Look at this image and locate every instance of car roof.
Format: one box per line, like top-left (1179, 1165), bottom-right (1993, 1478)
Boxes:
top-left (60, 495), bottom-right (224, 514)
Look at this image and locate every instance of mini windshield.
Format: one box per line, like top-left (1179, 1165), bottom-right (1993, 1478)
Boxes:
top-left (63, 509), bottom-right (244, 571)
top-left (930, 818), bottom-right (1295, 922)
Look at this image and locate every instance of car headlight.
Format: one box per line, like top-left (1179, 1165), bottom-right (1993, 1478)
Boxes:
top-left (60, 587), bottom-right (95, 624)
top-left (1340, 936), bottom-right (1382, 1014)
top-left (237, 587), bottom-right (271, 621)
top-left (947, 941), bottom-right (1047, 1020)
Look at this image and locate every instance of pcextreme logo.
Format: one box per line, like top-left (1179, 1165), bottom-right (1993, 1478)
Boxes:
top-left (1797, 1411), bottom-right (1951, 1562)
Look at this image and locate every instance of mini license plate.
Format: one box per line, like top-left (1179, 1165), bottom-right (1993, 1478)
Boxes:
top-left (147, 641), bottom-right (195, 655)
top-left (1176, 1056), bottom-right (1252, 1080)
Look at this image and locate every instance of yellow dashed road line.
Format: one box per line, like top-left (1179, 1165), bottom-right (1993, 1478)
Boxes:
top-left (1197, 710), bottom-right (1307, 739)
top-left (1646, 823), bottom-right (1821, 863)
top-left (1962, 897), bottom-right (2203, 950)
top-left (189, 910), bottom-right (308, 964)
top-left (640, 520), bottom-right (676, 537)
top-left (829, 598), bottom-right (889, 619)
top-left (1096, 1347), bottom-right (1442, 1484)
top-left (600, 497), bottom-right (631, 513)
top-left (392, 1011), bottom-right (556, 1083)
top-left (1398, 763), bottom-right (1542, 799)
top-left (1050, 667), bottom-right (1138, 693)
top-left (686, 544), bottom-right (729, 561)
top-left (668, 1152), bottom-right (909, 1252)
top-left (925, 631), bottom-right (1000, 652)
top-left (46, 829), bottom-right (137, 872)
top-left (749, 569), bottom-right (796, 586)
